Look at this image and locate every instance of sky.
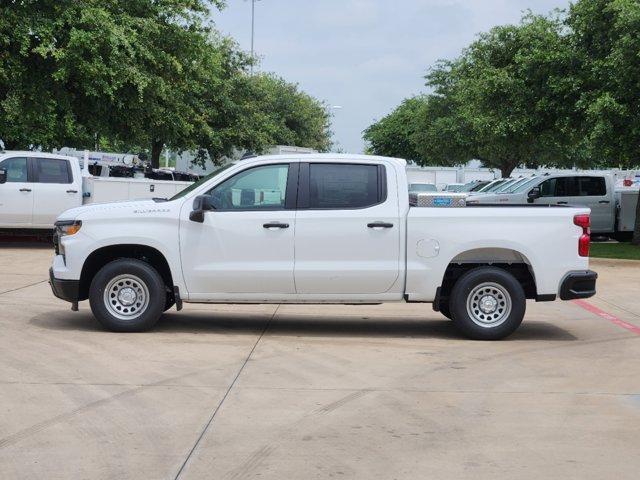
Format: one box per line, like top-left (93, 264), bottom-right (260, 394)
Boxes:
top-left (212, 0), bottom-right (570, 154)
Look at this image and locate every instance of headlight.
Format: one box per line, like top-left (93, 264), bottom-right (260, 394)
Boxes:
top-left (54, 220), bottom-right (82, 257)
top-left (55, 220), bottom-right (82, 237)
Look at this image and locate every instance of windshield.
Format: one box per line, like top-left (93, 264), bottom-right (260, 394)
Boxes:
top-left (409, 183), bottom-right (437, 192)
top-left (479, 179), bottom-right (507, 192)
top-left (496, 178), bottom-right (527, 193)
top-left (511, 177), bottom-right (541, 193)
top-left (169, 164), bottom-right (235, 201)
top-left (467, 181), bottom-right (490, 192)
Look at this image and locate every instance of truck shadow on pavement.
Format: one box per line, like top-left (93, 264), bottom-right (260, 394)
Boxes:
top-left (31, 310), bottom-right (578, 341)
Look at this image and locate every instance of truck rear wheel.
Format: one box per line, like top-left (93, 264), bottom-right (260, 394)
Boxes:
top-left (449, 267), bottom-right (526, 340)
top-left (89, 259), bottom-right (165, 332)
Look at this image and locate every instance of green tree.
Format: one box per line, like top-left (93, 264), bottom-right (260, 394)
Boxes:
top-left (0, 0), bottom-right (226, 159)
top-left (363, 96), bottom-right (427, 162)
top-left (425, 13), bottom-right (578, 177)
top-left (364, 14), bottom-right (579, 177)
top-left (566, 0), bottom-right (640, 244)
top-left (249, 74), bottom-right (332, 154)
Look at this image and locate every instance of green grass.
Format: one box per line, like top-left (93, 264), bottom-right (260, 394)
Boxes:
top-left (590, 242), bottom-right (640, 260)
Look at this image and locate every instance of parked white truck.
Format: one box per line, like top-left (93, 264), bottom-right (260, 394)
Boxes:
top-left (466, 172), bottom-right (639, 240)
top-left (0, 151), bottom-right (192, 231)
top-left (49, 154), bottom-right (597, 340)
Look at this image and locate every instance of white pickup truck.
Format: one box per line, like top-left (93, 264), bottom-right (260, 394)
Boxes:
top-left (466, 172), bottom-right (639, 240)
top-left (0, 150), bottom-right (192, 231)
top-left (49, 154), bottom-right (597, 340)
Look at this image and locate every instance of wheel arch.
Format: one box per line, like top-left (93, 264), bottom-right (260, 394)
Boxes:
top-left (78, 244), bottom-right (174, 301)
top-left (435, 247), bottom-right (538, 311)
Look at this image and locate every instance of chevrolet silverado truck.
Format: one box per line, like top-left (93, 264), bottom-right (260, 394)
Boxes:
top-left (49, 154), bottom-right (597, 340)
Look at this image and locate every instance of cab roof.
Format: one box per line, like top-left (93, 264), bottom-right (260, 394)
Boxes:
top-left (242, 153), bottom-right (407, 167)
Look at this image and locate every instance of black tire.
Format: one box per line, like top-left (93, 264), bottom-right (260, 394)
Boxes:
top-left (611, 231), bottom-right (633, 242)
top-left (449, 267), bottom-right (526, 340)
top-left (439, 302), bottom-right (452, 320)
top-left (89, 259), bottom-right (166, 332)
top-left (164, 299), bottom-right (176, 312)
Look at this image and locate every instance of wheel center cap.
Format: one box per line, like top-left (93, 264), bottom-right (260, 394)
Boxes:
top-left (479, 295), bottom-right (498, 313)
top-left (118, 287), bottom-right (137, 306)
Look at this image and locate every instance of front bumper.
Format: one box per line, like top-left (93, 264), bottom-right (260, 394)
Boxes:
top-left (560, 270), bottom-right (598, 300)
top-left (49, 267), bottom-right (80, 303)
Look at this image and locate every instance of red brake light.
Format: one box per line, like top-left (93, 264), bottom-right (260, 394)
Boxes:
top-left (574, 214), bottom-right (590, 229)
top-left (579, 234), bottom-right (590, 257)
top-left (574, 214), bottom-right (591, 257)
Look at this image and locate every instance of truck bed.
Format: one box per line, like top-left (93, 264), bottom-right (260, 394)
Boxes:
top-left (404, 204), bottom-right (590, 301)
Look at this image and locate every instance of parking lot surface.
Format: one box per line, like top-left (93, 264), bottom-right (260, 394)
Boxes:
top-left (1, 245), bottom-right (639, 479)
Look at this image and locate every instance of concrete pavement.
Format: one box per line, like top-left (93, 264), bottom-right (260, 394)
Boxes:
top-left (1, 245), bottom-right (639, 479)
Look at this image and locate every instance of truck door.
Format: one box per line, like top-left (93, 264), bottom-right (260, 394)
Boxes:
top-left (180, 163), bottom-right (297, 298)
top-left (294, 162), bottom-right (401, 295)
top-left (32, 158), bottom-right (81, 228)
top-left (0, 157), bottom-right (34, 227)
top-left (536, 176), bottom-right (613, 233)
top-left (575, 176), bottom-right (614, 233)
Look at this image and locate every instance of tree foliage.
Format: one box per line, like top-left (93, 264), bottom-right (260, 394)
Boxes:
top-left (364, 0), bottom-right (640, 242)
top-left (366, 13), bottom-right (577, 177)
top-left (0, 0), bottom-right (331, 167)
top-left (363, 96), bottom-right (426, 162)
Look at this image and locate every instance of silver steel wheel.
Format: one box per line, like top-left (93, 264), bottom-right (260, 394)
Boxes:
top-left (466, 282), bottom-right (512, 328)
top-left (103, 274), bottom-right (150, 321)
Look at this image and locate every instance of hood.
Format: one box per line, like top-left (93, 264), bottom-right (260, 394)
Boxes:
top-left (466, 194), bottom-right (503, 204)
top-left (57, 199), bottom-right (172, 222)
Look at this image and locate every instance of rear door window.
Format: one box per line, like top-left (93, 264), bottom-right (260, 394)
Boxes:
top-left (308, 163), bottom-right (384, 209)
top-left (36, 158), bottom-right (72, 184)
top-left (577, 177), bottom-right (606, 196)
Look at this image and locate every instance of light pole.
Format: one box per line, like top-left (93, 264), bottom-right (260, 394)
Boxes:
top-left (247, 0), bottom-right (262, 74)
top-left (328, 106), bottom-right (343, 152)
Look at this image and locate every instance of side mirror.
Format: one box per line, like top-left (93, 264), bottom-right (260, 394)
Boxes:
top-left (0, 168), bottom-right (6, 184)
top-left (189, 195), bottom-right (215, 223)
top-left (527, 187), bottom-right (541, 203)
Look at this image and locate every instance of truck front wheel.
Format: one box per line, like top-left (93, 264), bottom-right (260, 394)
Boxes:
top-left (449, 267), bottom-right (526, 340)
top-left (89, 259), bottom-right (166, 332)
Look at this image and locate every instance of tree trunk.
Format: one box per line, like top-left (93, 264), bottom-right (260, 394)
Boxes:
top-left (499, 160), bottom-right (518, 178)
top-left (150, 139), bottom-right (163, 169)
top-left (2, 139), bottom-right (20, 150)
top-left (632, 191), bottom-right (640, 246)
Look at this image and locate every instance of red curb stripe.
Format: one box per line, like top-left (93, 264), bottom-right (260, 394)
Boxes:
top-left (573, 299), bottom-right (640, 335)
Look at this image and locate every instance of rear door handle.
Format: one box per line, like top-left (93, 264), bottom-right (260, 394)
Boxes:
top-left (19, 188), bottom-right (32, 192)
top-left (263, 222), bottom-right (289, 229)
top-left (367, 222), bottom-right (394, 229)
top-left (66, 189), bottom-right (78, 194)
top-left (598, 200), bottom-right (610, 204)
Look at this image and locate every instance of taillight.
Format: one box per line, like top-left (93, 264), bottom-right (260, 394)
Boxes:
top-left (574, 214), bottom-right (590, 257)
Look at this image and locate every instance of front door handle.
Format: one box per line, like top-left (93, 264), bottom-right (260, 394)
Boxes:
top-left (19, 188), bottom-right (32, 192)
top-left (367, 222), bottom-right (394, 229)
top-left (66, 189), bottom-right (78, 194)
top-left (263, 222), bottom-right (289, 229)
top-left (557, 201), bottom-right (568, 205)
top-left (598, 200), bottom-right (610, 204)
